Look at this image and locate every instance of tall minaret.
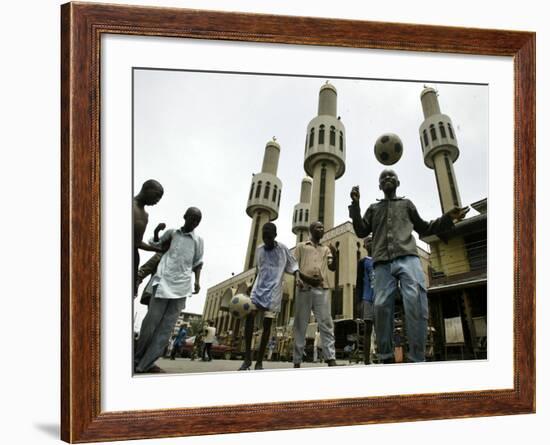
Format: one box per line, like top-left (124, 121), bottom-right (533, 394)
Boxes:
top-left (244, 139), bottom-right (282, 270)
top-left (419, 87), bottom-right (462, 213)
top-left (292, 176), bottom-right (313, 244)
top-left (304, 82), bottom-right (346, 230)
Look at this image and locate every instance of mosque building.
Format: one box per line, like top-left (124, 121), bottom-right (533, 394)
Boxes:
top-left (202, 82), bottom-right (487, 361)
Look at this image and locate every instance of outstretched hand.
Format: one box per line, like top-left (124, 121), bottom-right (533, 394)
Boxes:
top-left (447, 206), bottom-right (470, 222)
top-left (350, 186), bottom-right (360, 203)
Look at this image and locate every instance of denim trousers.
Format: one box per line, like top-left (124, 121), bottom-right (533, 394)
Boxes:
top-left (373, 255), bottom-right (428, 362)
top-left (134, 286), bottom-right (187, 372)
top-left (293, 288), bottom-right (336, 364)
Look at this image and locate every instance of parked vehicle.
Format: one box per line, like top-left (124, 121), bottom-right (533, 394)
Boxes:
top-left (180, 336), bottom-right (233, 360)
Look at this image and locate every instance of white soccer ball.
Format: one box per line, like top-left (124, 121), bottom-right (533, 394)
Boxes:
top-left (228, 293), bottom-right (257, 319)
top-left (374, 133), bottom-right (403, 166)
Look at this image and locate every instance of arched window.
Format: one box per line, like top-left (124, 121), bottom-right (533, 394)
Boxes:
top-left (248, 182), bottom-right (254, 200)
top-left (330, 126), bottom-right (336, 146)
top-left (339, 131), bottom-right (344, 151)
top-left (439, 122), bottom-right (447, 138)
top-left (264, 181), bottom-right (271, 199)
top-left (305, 136), bottom-right (308, 154)
top-left (272, 184), bottom-right (278, 202)
top-left (423, 129), bottom-right (429, 147)
top-left (318, 125), bottom-right (325, 144)
top-left (305, 209), bottom-right (309, 222)
top-left (255, 181), bottom-right (262, 199)
top-left (448, 123), bottom-right (455, 139)
top-left (294, 210), bottom-right (297, 223)
top-left (309, 127), bottom-right (315, 148)
top-left (299, 209), bottom-right (303, 222)
top-left (278, 189), bottom-right (281, 206)
top-left (430, 124), bottom-right (437, 141)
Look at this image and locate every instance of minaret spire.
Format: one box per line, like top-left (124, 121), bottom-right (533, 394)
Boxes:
top-left (244, 139), bottom-right (282, 270)
top-left (292, 177), bottom-right (313, 244)
top-left (303, 82), bottom-right (346, 230)
top-left (419, 87), bottom-right (462, 213)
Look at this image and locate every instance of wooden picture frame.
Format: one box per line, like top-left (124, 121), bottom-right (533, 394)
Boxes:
top-left (61, 2), bottom-right (535, 442)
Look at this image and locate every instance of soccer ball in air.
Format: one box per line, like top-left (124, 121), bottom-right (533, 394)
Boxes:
top-left (228, 293), bottom-right (257, 319)
top-left (374, 133), bottom-right (403, 166)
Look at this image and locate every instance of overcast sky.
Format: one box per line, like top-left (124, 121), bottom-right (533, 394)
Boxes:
top-left (133, 68), bottom-right (488, 322)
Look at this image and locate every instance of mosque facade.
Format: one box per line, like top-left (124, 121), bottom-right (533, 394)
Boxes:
top-left (202, 82), bottom-right (487, 361)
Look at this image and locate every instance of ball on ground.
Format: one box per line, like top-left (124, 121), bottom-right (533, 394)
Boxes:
top-left (228, 293), bottom-right (257, 319)
top-left (374, 133), bottom-right (403, 165)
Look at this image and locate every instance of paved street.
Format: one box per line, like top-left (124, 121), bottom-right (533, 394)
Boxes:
top-left (150, 357), bottom-right (355, 374)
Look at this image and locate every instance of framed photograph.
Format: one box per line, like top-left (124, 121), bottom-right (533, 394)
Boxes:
top-left (61, 2), bottom-right (535, 442)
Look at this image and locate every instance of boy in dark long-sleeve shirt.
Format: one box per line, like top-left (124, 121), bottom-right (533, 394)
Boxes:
top-left (349, 169), bottom-right (468, 362)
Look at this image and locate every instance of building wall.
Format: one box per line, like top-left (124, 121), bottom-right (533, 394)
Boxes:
top-left (204, 222), bottom-right (431, 335)
top-left (430, 236), bottom-right (470, 277)
top-left (426, 213), bottom-right (487, 360)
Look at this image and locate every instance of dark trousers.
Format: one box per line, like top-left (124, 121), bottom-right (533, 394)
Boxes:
top-left (170, 343), bottom-right (181, 359)
top-left (203, 343), bottom-right (213, 361)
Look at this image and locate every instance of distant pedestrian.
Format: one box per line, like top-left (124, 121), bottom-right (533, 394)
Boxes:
top-left (202, 321), bottom-right (216, 361)
top-left (190, 333), bottom-right (203, 361)
top-left (170, 325), bottom-right (188, 360)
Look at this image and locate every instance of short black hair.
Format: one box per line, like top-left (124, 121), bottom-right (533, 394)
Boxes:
top-left (262, 222), bottom-right (277, 233)
top-left (378, 169), bottom-right (398, 182)
top-left (184, 206), bottom-right (202, 218)
top-left (141, 179), bottom-right (164, 193)
top-left (309, 221), bottom-right (323, 232)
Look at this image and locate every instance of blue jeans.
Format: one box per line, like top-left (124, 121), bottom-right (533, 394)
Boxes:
top-left (373, 255), bottom-right (428, 362)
